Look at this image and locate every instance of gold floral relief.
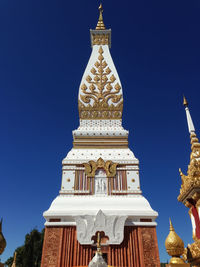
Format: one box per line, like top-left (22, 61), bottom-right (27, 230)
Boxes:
top-left (183, 240), bottom-right (200, 263)
top-left (92, 34), bottom-right (109, 46)
top-left (79, 46), bottom-right (123, 120)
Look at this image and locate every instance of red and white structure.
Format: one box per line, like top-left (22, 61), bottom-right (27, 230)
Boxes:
top-left (41, 5), bottom-right (160, 267)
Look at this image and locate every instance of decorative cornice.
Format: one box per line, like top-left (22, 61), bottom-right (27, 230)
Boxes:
top-left (73, 136), bottom-right (128, 149)
top-left (83, 157), bottom-right (118, 178)
top-left (91, 33), bottom-right (110, 46)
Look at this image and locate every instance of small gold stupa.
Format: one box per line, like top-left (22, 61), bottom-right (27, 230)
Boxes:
top-left (165, 219), bottom-right (185, 264)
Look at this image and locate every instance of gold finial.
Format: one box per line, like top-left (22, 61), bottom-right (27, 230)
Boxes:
top-left (165, 218), bottom-right (185, 264)
top-left (96, 3), bottom-right (106, 30)
top-left (183, 95), bottom-right (188, 107)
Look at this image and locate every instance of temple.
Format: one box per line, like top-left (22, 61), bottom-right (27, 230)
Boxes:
top-left (41, 5), bottom-right (160, 267)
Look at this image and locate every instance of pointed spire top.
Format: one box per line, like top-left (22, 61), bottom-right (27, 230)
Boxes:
top-left (183, 96), bottom-right (195, 133)
top-left (96, 3), bottom-right (106, 30)
top-left (169, 218), bottom-right (174, 232)
top-left (183, 95), bottom-right (188, 107)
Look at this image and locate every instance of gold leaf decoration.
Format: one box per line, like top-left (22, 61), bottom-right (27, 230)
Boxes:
top-left (178, 132), bottom-right (200, 202)
top-left (83, 158), bottom-right (118, 178)
top-left (79, 46), bottom-right (123, 120)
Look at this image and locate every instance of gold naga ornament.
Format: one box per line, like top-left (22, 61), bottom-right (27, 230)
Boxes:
top-left (83, 157), bottom-right (118, 178)
top-left (165, 219), bottom-right (185, 264)
top-left (78, 47), bottom-right (123, 120)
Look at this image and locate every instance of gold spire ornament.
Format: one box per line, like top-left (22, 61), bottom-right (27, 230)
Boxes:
top-left (183, 95), bottom-right (188, 107)
top-left (178, 96), bottom-right (200, 203)
top-left (165, 219), bottom-right (185, 264)
top-left (96, 3), bottom-right (106, 30)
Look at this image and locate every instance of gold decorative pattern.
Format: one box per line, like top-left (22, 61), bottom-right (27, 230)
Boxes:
top-left (79, 46), bottom-right (123, 120)
top-left (183, 240), bottom-right (200, 264)
top-left (42, 228), bottom-right (62, 267)
top-left (91, 34), bottom-right (109, 46)
top-left (178, 132), bottom-right (200, 202)
top-left (83, 157), bottom-right (118, 178)
top-left (165, 219), bottom-right (185, 264)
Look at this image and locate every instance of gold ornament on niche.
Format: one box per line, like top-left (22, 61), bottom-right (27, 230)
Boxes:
top-left (83, 157), bottom-right (118, 178)
top-left (79, 46), bottom-right (123, 120)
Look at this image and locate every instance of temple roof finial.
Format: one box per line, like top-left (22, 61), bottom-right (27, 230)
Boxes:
top-left (183, 96), bottom-right (195, 134)
top-left (183, 95), bottom-right (188, 107)
top-left (96, 3), bottom-right (106, 30)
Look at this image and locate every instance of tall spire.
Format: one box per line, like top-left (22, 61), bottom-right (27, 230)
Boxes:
top-left (183, 96), bottom-right (195, 134)
top-left (96, 3), bottom-right (106, 30)
top-left (178, 97), bottom-right (200, 203)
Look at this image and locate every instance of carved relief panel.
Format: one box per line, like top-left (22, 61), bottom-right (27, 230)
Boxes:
top-left (94, 169), bottom-right (107, 195)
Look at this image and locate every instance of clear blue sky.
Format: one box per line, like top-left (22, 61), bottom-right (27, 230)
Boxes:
top-left (0, 0), bottom-right (200, 263)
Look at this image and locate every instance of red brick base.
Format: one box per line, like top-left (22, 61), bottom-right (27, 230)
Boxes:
top-left (41, 226), bottom-right (160, 267)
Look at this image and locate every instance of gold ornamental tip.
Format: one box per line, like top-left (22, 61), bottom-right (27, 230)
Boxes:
top-left (183, 95), bottom-right (188, 107)
top-left (96, 3), bottom-right (106, 30)
top-left (165, 219), bottom-right (185, 262)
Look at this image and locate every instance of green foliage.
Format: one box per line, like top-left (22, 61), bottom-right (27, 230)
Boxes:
top-left (5, 229), bottom-right (44, 267)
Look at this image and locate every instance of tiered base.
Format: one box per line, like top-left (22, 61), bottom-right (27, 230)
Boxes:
top-left (41, 226), bottom-right (160, 267)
